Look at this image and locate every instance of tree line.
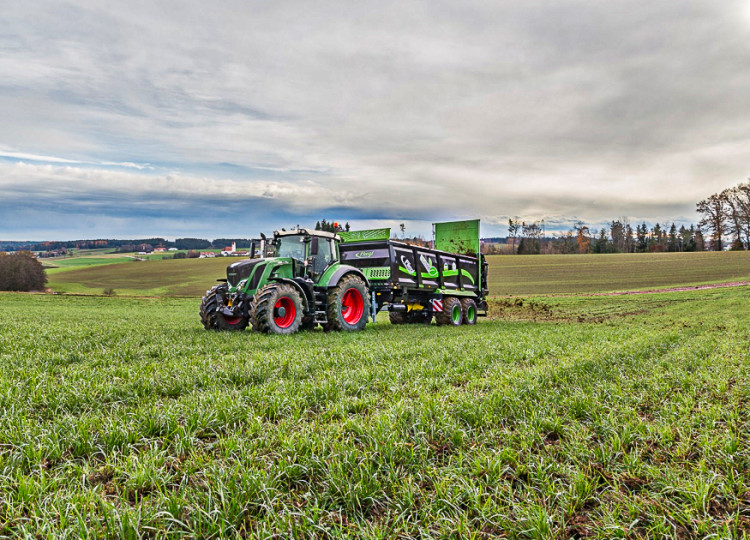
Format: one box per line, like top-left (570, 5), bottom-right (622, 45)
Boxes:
top-left (501, 219), bottom-right (706, 255)
top-left (494, 179), bottom-right (749, 255)
top-left (314, 220), bottom-right (350, 233)
top-left (0, 237), bottom-right (263, 253)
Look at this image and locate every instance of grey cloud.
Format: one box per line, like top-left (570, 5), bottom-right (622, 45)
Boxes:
top-left (1, 0), bottom-right (749, 239)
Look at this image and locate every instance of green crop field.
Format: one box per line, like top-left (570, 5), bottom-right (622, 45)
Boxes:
top-left (487, 251), bottom-right (750, 295)
top-left (43, 257), bottom-right (132, 274)
top-left (0, 286), bottom-right (748, 537)
top-left (47, 251), bottom-right (750, 297)
top-left (48, 257), bottom-right (232, 296)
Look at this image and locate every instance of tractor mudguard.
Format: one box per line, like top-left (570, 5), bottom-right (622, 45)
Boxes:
top-left (268, 277), bottom-right (311, 312)
top-left (326, 265), bottom-right (370, 289)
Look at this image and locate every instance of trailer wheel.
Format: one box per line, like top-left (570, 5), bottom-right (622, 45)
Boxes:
top-left (435, 296), bottom-right (462, 327)
top-left (200, 284), bottom-right (249, 331)
top-left (460, 298), bottom-right (478, 325)
top-left (389, 311), bottom-right (407, 325)
top-left (326, 275), bottom-right (370, 331)
top-left (251, 283), bottom-right (303, 335)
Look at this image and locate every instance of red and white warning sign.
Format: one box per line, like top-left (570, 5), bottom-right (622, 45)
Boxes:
top-left (431, 299), bottom-right (443, 312)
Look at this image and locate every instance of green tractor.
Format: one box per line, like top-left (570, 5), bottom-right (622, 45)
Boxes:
top-left (200, 228), bottom-right (370, 334)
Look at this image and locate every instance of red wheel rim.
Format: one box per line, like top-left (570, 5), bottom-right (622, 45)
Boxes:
top-left (274, 296), bottom-right (296, 328)
top-left (341, 288), bottom-right (364, 325)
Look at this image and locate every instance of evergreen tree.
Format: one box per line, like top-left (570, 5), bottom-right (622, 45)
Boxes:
top-left (610, 220), bottom-right (624, 252)
top-left (695, 228), bottom-right (706, 251)
top-left (594, 228), bottom-right (609, 253)
top-left (668, 223), bottom-right (678, 252)
top-left (636, 223), bottom-right (648, 252)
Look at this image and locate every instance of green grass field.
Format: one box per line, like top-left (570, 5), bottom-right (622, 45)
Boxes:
top-left (43, 257), bottom-right (132, 274)
top-left (487, 251), bottom-right (750, 295)
top-left (0, 287), bottom-right (748, 537)
top-left (48, 257), bottom-right (231, 296)
top-left (47, 251), bottom-right (750, 297)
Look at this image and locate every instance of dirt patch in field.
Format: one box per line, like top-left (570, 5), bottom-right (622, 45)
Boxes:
top-left (488, 297), bottom-right (558, 321)
top-left (594, 281), bottom-right (750, 296)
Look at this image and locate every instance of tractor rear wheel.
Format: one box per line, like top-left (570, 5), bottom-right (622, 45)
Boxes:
top-left (251, 283), bottom-right (304, 335)
top-left (325, 275), bottom-right (370, 331)
top-left (435, 296), bottom-right (462, 327)
top-left (460, 298), bottom-right (478, 325)
top-left (200, 284), bottom-right (249, 331)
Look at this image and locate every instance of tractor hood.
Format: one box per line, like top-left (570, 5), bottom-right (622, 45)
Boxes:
top-left (226, 258), bottom-right (267, 288)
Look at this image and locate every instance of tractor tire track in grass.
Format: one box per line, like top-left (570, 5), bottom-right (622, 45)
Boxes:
top-left (594, 280), bottom-right (750, 296)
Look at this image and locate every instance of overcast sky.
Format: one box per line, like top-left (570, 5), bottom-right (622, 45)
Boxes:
top-left (2, 0), bottom-right (750, 240)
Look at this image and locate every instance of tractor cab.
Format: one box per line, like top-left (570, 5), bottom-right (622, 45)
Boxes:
top-left (272, 229), bottom-right (340, 282)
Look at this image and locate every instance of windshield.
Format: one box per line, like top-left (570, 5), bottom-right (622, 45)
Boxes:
top-left (276, 235), bottom-right (306, 260)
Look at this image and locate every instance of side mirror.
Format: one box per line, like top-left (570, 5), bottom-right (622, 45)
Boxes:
top-left (310, 237), bottom-right (319, 256)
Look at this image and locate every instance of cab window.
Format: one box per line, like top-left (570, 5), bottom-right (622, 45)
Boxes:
top-left (276, 235), bottom-right (305, 260)
top-left (313, 239), bottom-right (334, 273)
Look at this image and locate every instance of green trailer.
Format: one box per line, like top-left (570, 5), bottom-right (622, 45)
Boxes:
top-left (339, 220), bottom-right (489, 325)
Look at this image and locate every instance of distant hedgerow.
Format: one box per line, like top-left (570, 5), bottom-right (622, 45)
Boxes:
top-left (0, 252), bottom-right (48, 291)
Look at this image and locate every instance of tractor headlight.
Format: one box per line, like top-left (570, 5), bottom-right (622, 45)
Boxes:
top-left (237, 279), bottom-right (248, 290)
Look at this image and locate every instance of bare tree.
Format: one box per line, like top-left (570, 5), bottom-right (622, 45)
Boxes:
top-left (0, 253), bottom-right (47, 291)
top-left (720, 188), bottom-right (745, 250)
top-left (697, 194), bottom-right (728, 251)
top-left (720, 182), bottom-right (750, 249)
top-left (508, 217), bottom-right (521, 254)
top-left (518, 221), bottom-right (543, 254)
top-left (738, 182), bottom-right (750, 249)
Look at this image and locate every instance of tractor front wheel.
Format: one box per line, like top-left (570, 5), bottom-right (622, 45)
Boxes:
top-left (251, 284), bottom-right (304, 335)
top-left (325, 275), bottom-right (370, 332)
top-left (200, 284), bottom-right (249, 331)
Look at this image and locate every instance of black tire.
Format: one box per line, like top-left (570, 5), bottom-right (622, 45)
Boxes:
top-left (251, 283), bottom-right (304, 335)
top-left (435, 296), bottom-right (462, 327)
top-left (200, 284), bottom-right (249, 331)
top-left (460, 298), bottom-right (478, 325)
top-left (389, 311), bottom-right (407, 325)
top-left (325, 275), bottom-right (370, 332)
